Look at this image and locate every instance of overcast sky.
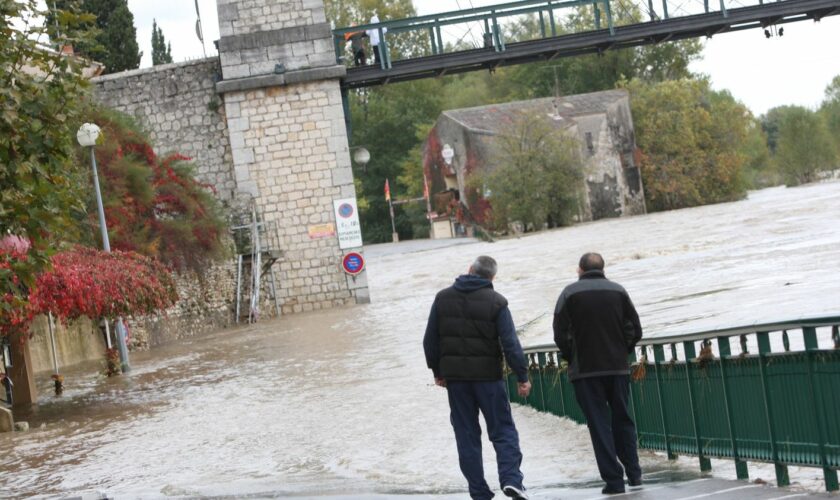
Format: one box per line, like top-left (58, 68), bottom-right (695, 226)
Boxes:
top-left (128, 0), bottom-right (840, 115)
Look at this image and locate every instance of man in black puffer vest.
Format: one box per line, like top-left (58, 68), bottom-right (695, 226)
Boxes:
top-left (553, 252), bottom-right (643, 495)
top-left (424, 256), bottom-right (531, 500)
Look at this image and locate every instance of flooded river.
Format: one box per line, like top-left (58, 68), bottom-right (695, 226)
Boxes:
top-left (1, 182), bottom-right (839, 498)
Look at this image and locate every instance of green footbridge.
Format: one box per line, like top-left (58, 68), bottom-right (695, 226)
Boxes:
top-left (507, 316), bottom-right (840, 492)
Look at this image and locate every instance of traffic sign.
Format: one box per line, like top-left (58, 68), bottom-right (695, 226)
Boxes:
top-left (341, 252), bottom-right (365, 276)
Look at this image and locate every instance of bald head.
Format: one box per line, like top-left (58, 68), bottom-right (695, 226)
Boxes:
top-left (578, 252), bottom-right (605, 273)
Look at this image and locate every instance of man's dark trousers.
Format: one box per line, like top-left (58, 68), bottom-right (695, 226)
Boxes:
top-left (573, 375), bottom-right (641, 491)
top-left (447, 380), bottom-right (524, 499)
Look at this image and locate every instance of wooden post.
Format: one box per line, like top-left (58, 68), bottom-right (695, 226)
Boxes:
top-left (9, 340), bottom-right (37, 407)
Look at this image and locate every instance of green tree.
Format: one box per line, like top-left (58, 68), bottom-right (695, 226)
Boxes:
top-left (819, 75), bottom-right (840, 158)
top-left (625, 78), bottom-right (750, 211)
top-left (1, 0), bottom-right (94, 335)
top-left (476, 115), bottom-right (583, 231)
top-left (502, 0), bottom-right (702, 99)
top-left (151, 19), bottom-right (172, 66)
top-left (770, 105), bottom-right (836, 185)
top-left (349, 78), bottom-right (445, 242)
top-left (740, 116), bottom-right (777, 188)
top-left (54, 0), bottom-right (142, 73)
top-left (72, 106), bottom-right (228, 272)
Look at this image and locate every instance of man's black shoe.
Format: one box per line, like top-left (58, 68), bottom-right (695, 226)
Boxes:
top-left (502, 485), bottom-right (530, 499)
top-left (628, 477), bottom-right (643, 489)
top-left (601, 485), bottom-right (625, 495)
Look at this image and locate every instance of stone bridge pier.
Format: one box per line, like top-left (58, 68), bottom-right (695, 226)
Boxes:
top-left (214, 0), bottom-right (369, 311)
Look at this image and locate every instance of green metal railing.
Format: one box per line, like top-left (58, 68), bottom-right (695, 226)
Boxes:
top-left (331, 0), bottom-right (758, 70)
top-left (332, 0), bottom-right (615, 70)
top-left (507, 316), bottom-right (840, 492)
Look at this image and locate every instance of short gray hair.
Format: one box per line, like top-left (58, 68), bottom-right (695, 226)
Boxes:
top-left (471, 255), bottom-right (498, 279)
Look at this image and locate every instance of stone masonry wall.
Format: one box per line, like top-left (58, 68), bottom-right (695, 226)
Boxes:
top-left (217, 0), bottom-right (334, 79)
top-left (216, 0), bottom-right (369, 311)
top-left (92, 58), bottom-right (237, 203)
top-left (225, 81), bottom-right (367, 313)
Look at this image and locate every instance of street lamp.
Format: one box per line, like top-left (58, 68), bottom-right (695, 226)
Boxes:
top-left (352, 147), bottom-right (370, 168)
top-left (77, 123), bottom-right (130, 373)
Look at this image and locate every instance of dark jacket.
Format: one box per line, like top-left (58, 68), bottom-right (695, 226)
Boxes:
top-left (423, 275), bottom-right (529, 383)
top-left (553, 270), bottom-right (642, 381)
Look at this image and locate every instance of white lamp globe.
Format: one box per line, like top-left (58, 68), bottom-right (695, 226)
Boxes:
top-left (76, 123), bottom-right (101, 147)
top-left (353, 147), bottom-right (370, 166)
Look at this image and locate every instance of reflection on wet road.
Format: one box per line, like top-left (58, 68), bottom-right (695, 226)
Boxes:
top-left (1, 182), bottom-right (839, 497)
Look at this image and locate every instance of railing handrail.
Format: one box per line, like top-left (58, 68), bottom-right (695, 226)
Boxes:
top-left (331, 0), bottom-right (598, 36)
top-left (522, 315), bottom-right (840, 354)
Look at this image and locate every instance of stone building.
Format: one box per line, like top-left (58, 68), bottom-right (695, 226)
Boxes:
top-left (91, 0), bottom-right (370, 322)
top-left (423, 89), bottom-right (646, 231)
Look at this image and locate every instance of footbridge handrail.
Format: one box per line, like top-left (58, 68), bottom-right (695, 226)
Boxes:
top-left (333, 0), bottom-right (615, 69)
top-left (509, 315), bottom-right (840, 492)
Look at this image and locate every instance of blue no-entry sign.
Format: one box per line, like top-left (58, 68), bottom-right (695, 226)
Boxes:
top-left (342, 252), bottom-right (365, 276)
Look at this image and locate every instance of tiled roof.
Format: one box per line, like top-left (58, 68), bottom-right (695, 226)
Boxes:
top-left (442, 89), bottom-right (628, 134)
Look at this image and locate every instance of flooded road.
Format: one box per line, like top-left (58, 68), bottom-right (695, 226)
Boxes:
top-left (2, 182), bottom-right (839, 498)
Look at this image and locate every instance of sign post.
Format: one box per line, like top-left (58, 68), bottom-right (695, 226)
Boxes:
top-left (333, 198), bottom-right (363, 250)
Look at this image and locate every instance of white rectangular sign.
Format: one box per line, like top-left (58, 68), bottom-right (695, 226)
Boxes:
top-left (333, 198), bottom-right (363, 249)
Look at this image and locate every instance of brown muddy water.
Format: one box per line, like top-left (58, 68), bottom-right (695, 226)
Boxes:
top-left (2, 182), bottom-right (840, 498)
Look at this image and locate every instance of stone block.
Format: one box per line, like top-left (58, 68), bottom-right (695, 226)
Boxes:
top-left (0, 406), bottom-right (12, 433)
top-left (353, 287), bottom-right (371, 304)
top-left (240, 47), bottom-right (268, 64)
top-left (218, 3), bottom-right (239, 22)
top-left (224, 63), bottom-right (252, 80)
top-left (232, 147), bottom-right (255, 165)
top-left (331, 166), bottom-right (353, 186)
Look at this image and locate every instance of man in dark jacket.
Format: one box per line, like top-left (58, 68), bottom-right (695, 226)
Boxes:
top-left (553, 252), bottom-right (643, 495)
top-left (424, 256), bottom-right (531, 500)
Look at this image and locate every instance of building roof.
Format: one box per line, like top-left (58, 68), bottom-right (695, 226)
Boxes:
top-left (441, 89), bottom-right (629, 134)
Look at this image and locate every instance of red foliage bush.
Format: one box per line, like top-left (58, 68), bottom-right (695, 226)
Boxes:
top-left (30, 247), bottom-right (178, 323)
top-left (86, 110), bottom-right (226, 273)
top-left (0, 247), bottom-right (35, 342)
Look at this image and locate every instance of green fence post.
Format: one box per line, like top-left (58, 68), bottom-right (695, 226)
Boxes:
top-left (604, 0), bottom-right (615, 35)
top-left (429, 27), bottom-right (437, 54)
top-left (653, 345), bottom-right (676, 459)
top-left (719, 0), bottom-right (728, 18)
top-left (594, 3), bottom-right (601, 30)
top-left (378, 28), bottom-right (391, 70)
top-left (628, 348), bottom-right (641, 431)
top-left (756, 332), bottom-right (786, 486)
top-left (539, 10), bottom-right (547, 37)
top-left (537, 352), bottom-right (548, 411)
top-left (803, 327), bottom-right (839, 492)
top-left (554, 352), bottom-right (567, 417)
top-left (718, 336), bottom-right (749, 480)
top-left (648, 0), bottom-right (656, 20)
top-left (684, 341), bottom-right (712, 472)
top-left (661, 0), bottom-right (669, 19)
top-left (436, 23), bottom-right (444, 54)
top-left (548, 2), bottom-right (557, 36)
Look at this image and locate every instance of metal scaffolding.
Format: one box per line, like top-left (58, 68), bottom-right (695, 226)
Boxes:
top-left (231, 203), bottom-right (283, 323)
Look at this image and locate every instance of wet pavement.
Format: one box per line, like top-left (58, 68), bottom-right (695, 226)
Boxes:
top-left (2, 181), bottom-right (840, 498)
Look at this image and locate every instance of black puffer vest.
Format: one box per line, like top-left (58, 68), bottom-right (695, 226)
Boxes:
top-left (435, 285), bottom-right (507, 381)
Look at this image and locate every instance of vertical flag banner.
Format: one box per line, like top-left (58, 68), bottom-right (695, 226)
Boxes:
top-left (385, 179), bottom-right (391, 202)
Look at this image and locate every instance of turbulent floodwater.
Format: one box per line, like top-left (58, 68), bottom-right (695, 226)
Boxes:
top-left (1, 182), bottom-right (839, 498)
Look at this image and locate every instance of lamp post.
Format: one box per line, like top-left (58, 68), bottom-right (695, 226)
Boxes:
top-left (352, 146), bottom-right (370, 170)
top-left (77, 123), bottom-right (131, 373)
